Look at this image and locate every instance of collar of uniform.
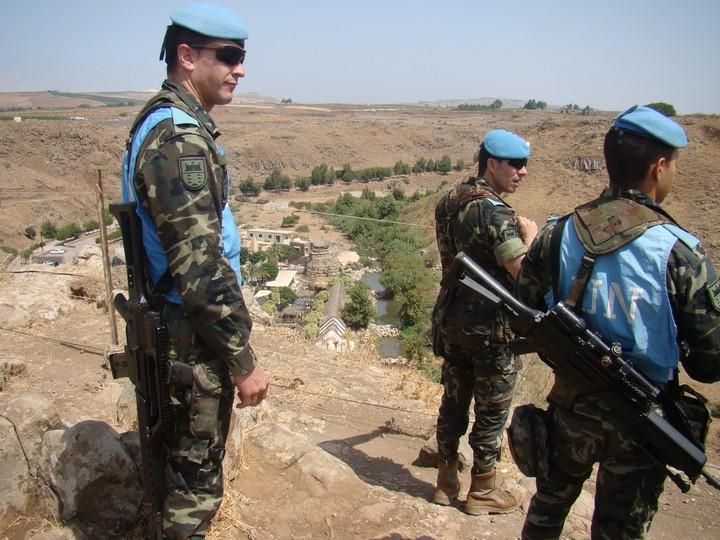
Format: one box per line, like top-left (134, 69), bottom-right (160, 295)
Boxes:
top-left (161, 79), bottom-right (221, 139)
top-left (599, 187), bottom-right (661, 211)
top-left (472, 176), bottom-right (512, 206)
top-left (473, 177), bottom-right (500, 196)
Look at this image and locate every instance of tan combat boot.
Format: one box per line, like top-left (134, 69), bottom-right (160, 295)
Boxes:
top-left (432, 457), bottom-right (462, 505)
top-left (464, 470), bottom-right (520, 515)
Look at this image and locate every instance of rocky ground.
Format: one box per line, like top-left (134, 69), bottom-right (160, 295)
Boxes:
top-left (1, 257), bottom-right (719, 540)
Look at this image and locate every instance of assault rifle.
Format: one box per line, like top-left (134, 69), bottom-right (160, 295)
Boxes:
top-left (449, 251), bottom-right (720, 492)
top-left (107, 203), bottom-right (191, 540)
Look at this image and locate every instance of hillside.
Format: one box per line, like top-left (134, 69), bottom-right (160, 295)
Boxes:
top-left (1, 103), bottom-right (719, 262)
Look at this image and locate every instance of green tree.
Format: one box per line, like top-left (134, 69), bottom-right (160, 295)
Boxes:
top-left (239, 246), bottom-right (249, 265)
top-left (391, 187), bottom-right (405, 201)
top-left (341, 163), bottom-right (356, 183)
top-left (437, 155), bottom-right (452, 174)
top-left (295, 177), bottom-right (311, 191)
top-left (56, 222), bottom-right (81, 241)
top-left (272, 286), bottom-right (297, 310)
top-left (341, 282), bottom-right (376, 329)
top-left (249, 251), bottom-right (267, 264)
top-left (536, 100), bottom-right (547, 110)
top-left (281, 214), bottom-right (300, 227)
top-left (454, 158), bottom-right (465, 171)
top-left (490, 99), bottom-right (503, 109)
top-left (311, 163), bottom-right (335, 185)
top-left (398, 289), bottom-right (429, 327)
top-left (261, 261), bottom-right (279, 282)
top-left (425, 159), bottom-right (435, 172)
top-left (646, 102), bottom-right (677, 117)
top-left (264, 168), bottom-right (291, 191)
top-left (239, 176), bottom-right (261, 196)
top-left (413, 157), bottom-right (427, 173)
top-left (266, 243), bottom-right (296, 262)
top-left (523, 99), bottom-right (537, 110)
top-left (24, 226), bottom-right (37, 240)
top-left (393, 160), bottom-right (411, 175)
top-left (40, 220), bottom-right (57, 239)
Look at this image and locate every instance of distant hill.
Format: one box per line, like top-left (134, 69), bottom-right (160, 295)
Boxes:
top-left (418, 97), bottom-right (528, 109)
top-left (0, 90), bottom-right (279, 112)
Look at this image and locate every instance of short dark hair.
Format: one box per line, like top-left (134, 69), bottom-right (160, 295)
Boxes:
top-left (603, 128), bottom-right (677, 188)
top-left (477, 145), bottom-right (491, 177)
top-left (162, 25), bottom-right (215, 72)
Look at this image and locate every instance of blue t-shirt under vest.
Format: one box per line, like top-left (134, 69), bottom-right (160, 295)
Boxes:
top-left (120, 107), bottom-right (243, 305)
top-left (547, 218), bottom-right (700, 385)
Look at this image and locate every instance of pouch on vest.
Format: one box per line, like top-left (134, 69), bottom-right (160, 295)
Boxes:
top-left (665, 385), bottom-right (711, 450)
top-left (189, 363), bottom-right (223, 440)
top-left (507, 404), bottom-right (550, 480)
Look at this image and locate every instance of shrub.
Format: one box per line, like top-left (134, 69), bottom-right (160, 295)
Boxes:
top-left (83, 220), bottom-right (99, 232)
top-left (437, 155), bottom-right (452, 174)
top-left (41, 220), bottom-right (57, 239)
top-left (56, 222), bottom-right (81, 241)
top-left (281, 214), bottom-right (300, 228)
top-left (645, 102), bottom-right (677, 117)
top-left (342, 282), bottom-right (376, 329)
top-left (239, 176), bottom-right (261, 196)
top-left (295, 224), bottom-right (310, 233)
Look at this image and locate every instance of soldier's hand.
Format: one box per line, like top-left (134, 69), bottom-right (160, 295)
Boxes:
top-left (234, 365), bottom-right (269, 408)
top-left (517, 216), bottom-right (538, 246)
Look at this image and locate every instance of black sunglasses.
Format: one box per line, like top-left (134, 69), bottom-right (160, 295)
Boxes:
top-left (506, 158), bottom-right (527, 169)
top-left (194, 45), bottom-right (246, 66)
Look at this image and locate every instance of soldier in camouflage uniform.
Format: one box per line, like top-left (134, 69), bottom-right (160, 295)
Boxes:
top-left (515, 106), bottom-right (720, 539)
top-left (432, 129), bottom-right (538, 514)
top-left (120, 4), bottom-right (268, 539)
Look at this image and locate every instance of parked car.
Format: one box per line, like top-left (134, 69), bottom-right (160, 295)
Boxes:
top-left (49, 248), bottom-right (65, 254)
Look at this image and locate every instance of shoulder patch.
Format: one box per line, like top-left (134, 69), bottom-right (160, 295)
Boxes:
top-left (707, 277), bottom-right (720, 313)
top-left (179, 157), bottom-right (207, 191)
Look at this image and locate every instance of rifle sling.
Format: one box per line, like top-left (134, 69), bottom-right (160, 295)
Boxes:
top-left (549, 215), bottom-right (570, 304)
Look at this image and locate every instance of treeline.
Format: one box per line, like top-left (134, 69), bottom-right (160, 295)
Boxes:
top-left (455, 99), bottom-right (503, 111)
top-left (238, 156), bottom-right (463, 196)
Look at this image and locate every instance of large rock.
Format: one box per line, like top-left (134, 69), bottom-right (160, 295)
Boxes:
top-left (39, 420), bottom-right (142, 531)
top-left (0, 416), bottom-right (32, 525)
top-left (115, 379), bottom-right (137, 428)
top-left (245, 423), bottom-right (364, 497)
top-left (0, 393), bottom-right (62, 470)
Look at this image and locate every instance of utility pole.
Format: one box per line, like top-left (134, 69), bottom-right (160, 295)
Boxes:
top-left (96, 169), bottom-right (118, 345)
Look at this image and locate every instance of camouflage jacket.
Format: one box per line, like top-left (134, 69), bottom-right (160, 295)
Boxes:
top-left (515, 188), bottom-right (720, 384)
top-left (131, 80), bottom-right (255, 376)
top-left (433, 178), bottom-right (526, 340)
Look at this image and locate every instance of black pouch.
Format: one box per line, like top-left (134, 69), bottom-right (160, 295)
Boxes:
top-left (507, 404), bottom-right (550, 479)
top-left (666, 385), bottom-right (711, 449)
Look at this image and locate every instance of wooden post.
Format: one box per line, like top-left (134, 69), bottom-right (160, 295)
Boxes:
top-left (97, 169), bottom-right (119, 345)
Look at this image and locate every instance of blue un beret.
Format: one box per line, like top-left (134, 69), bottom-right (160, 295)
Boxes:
top-left (170, 3), bottom-right (248, 41)
top-left (613, 106), bottom-right (688, 148)
top-left (482, 129), bottom-right (531, 159)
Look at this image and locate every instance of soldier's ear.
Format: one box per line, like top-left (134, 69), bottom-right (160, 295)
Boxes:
top-left (176, 43), bottom-right (196, 73)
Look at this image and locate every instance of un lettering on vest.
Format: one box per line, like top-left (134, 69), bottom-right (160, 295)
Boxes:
top-left (582, 278), bottom-right (645, 324)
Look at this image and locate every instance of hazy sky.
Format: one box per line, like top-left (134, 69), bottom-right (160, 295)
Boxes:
top-left (1, 0), bottom-right (718, 113)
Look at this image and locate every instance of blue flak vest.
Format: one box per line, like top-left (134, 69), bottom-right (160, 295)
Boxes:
top-left (120, 107), bottom-right (243, 305)
top-left (548, 218), bottom-right (700, 385)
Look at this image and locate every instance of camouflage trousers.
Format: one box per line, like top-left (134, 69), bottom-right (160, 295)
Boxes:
top-left (436, 342), bottom-right (520, 475)
top-left (162, 304), bottom-right (235, 540)
top-left (521, 393), bottom-right (667, 540)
